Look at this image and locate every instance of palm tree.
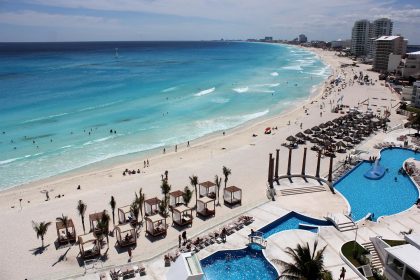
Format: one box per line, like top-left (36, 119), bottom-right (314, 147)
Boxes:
top-left (160, 180), bottom-right (171, 202)
top-left (183, 186), bottom-right (193, 206)
top-left (214, 175), bottom-right (222, 206)
top-left (189, 175), bottom-right (198, 209)
top-left (56, 214), bottom-right (70, 238)
top-left (130, 201), bottom-right (140, 226)
top-left (32, 221), bottom-right (51, 248)
top-left (137, 188), bottom-right (145, 223)
top-left (77, 200), bottom-right (87, 233)
top-left (222, 166), bottom-right (231, 189)
top-left (110, 196), bottom-right (116, 225)
top-left (272, 241), bottom-right (331, 280)
top-left (97, 210), bottom-right (110, 246)
top-left (158, 198), bottom-right (169, 217)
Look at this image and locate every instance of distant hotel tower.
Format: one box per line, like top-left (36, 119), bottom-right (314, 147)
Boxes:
top-left (351, 18), bottom-right (393, 57)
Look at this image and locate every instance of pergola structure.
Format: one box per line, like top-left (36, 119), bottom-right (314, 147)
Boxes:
top-left (196, 196), bottom-right (215, 217)
top-left (145, 215), bottom-right (167, 237)
top-left (115, 223), bottom-right (136, 247)
top-left (199, 181), bottom-right (216, 199)
top-left (144, 197), bottom-right (161, 216)
top-left (78, 232), bottom-right (100, 259)
top-left (169, 190), bottom-right (185, 209)
top-left (56, 218), bottom-right (76, 245)
top-left (223, 186), bottom-right (242, 206)
top-left (118, 205), bottom-right (132, 224)
top-left (171, 205), bottom-right (193, 227)
top-left (89, 211), bottom-right (107, 236)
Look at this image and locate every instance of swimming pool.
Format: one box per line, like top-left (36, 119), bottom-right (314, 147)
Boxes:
top-left (259, 211), bottom-right (332, 239)
top-left (335, 148), bottom-right (420, 221)
top-left (200, 246), bottom-right (278, 280)
top-left (200, 211), bottom-right (330, 280)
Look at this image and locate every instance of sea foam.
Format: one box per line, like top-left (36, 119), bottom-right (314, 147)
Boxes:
top-left (233, 87), bottom-right (249, 93)
top-left (194, 87), bottom-right (216, 97)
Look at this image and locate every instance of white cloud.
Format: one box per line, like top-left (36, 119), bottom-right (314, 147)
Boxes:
top-left (2, 0), bottom-right (419, 43)
top-left (0, 10), bottom-right (121, 29)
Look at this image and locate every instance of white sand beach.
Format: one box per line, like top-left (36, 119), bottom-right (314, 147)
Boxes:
top-left (0, 47), bottom-right (408, 279)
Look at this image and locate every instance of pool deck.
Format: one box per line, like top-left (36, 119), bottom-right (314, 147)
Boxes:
top-left (72, 128), bottom-right (420, 280)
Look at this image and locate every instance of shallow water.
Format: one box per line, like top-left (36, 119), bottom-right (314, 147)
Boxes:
top-left (0, 41), bottom-right (329, 189)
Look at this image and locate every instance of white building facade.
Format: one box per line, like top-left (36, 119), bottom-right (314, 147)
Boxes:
top-left (402, 51), bottom-right (420, 79)
top-left (373, 35), bottom-right (407, 72)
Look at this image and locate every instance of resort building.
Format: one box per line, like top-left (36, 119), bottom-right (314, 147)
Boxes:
top-left (298, 34), bottom-right (307, 43)
top-left (351, 18), bottom-right (393, 57)
top-left (372, 18), bottom-right (393, 38)
top-left (330, 39), bottom-right (351, 50)
top-left (402, 51), bottom-right (420, 79)
top-left (383, 234), bottom-right (420, 280)
top-left (373, 36), bottom-right (407, 72)
top-left (400, 81), bottom-right (420, 107)
top-left (351, 19), bottom-right (371, 56)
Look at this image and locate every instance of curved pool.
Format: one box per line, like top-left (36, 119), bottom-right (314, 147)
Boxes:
top-left (335, 148), bottom-right (419, 221)
top-left (200, 246), bottom-right (278, 280)
top-left (259, 211), bottom-right (332, 238)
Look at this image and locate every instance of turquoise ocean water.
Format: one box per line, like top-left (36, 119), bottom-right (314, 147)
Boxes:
top-left (0, 41), bottom-right (329, 190)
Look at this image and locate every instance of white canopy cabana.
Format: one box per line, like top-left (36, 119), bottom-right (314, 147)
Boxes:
top-left (144, 197), bottom-right (161, 216)
top-left (169, 190), bottom-right (185, 209)
top-left (56, 218), bottom-right (76, 245)
top-left (78, 232), bottom-right (100, 259)
top-left (196, 196), bottom-right (215, 217)
top-left (145, 214), bottom-right (167, 237)
top-left (115, 223), bottom-right (136, 247)
top-left (172, 205), bottom-right (193, 227)
top-left (199, 181), bottom-right (216, 199)
top-left (223, 186), bottom-right (242, 206)
top-left (118, 205), bottom-right (132, 224)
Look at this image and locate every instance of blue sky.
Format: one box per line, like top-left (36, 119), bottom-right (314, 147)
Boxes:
top-left (0, 0), bottom-right (419, 43)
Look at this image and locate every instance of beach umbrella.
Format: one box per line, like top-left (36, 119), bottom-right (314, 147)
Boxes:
top-left (310, 138), bottom-right (319, 143)
top-left (295, 132), bottom-right (306, 139)
top-left (336, 141), bottom-right (346, 148)
top-left (304, 129), bottom-right (313, 135)
top-left (311, 126), bottom-right (321, 132)
top-left (326, 121), bottom-right (334, 127)
top-left (286, 135), bottom-right (297, 142)
top-left (319, 123), bottom-right (328, 129)
top-left (326, 130), bottom-right (335, 137)
top-left (343, 136), bottom-right (353, 143)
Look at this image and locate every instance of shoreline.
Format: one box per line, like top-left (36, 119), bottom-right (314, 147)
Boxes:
top-left (0, 46), bottom-right (409, 280)
top-left (0, 43), bottom-right (331, 195)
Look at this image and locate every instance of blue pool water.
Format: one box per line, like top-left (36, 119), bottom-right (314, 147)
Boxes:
top-left (259, 211), bottom-right (332, 239)
top-left (201, 246), bottom-right (278, 280)
top-left (335, 148), bottom-right (420, 221)
top-left (201, 211), bottom-right (330, 279)
top-left (0, 41), bottom-right (329, 190)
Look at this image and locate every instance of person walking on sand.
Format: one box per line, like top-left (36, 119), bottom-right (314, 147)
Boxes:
top-left (339, 267), bottom-right (346, 280)
top-left (178, 235), bottom-right (181, 248)
top-left (128, 247), bottom-right (132, 262)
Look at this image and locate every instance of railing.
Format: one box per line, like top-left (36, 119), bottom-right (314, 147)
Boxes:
top-left (249, 231), bottom-right (267, 248)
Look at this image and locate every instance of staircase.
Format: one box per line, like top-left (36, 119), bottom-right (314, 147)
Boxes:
top-left (280, 186), bottom-right (326, 196)
top-left (325, 213), bottom-right (358, 232)
top-left (362, 242), bottom-right (383, 271)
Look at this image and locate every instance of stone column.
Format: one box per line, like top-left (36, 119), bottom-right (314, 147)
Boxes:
top-left (268, 153), bottom-right (274, 188)
top-left (328, 155), bottom-right (334, 183)
top-left (287, 148), bottom-right (292, 175)
top-left (275, 149), bottom-right (280, 184)
top-left (301, 147), bottom-right (307, 176)
top-left (315, 150), bottom-right (322, 178)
